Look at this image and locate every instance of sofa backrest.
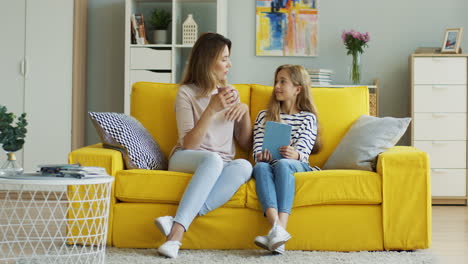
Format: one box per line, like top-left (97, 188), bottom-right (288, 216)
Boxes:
top-left (131, 82), bottom-right (252, 161)
top-left (131, 82), bottom-right (369, 168)
top-left (249, 84), bottom-right (369, 167)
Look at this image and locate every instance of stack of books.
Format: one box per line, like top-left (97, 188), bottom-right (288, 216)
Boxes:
top-left (307, 69), bottom-right (333, 85)
top-left (39, 164), bottom-right (108, 179)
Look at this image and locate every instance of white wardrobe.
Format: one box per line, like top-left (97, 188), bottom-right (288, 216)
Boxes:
top-left (0, 0), bottom-right (74, 173)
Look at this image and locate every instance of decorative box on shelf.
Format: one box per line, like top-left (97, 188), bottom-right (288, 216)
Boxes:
top-left (313, 79), bottom-right (379, 117)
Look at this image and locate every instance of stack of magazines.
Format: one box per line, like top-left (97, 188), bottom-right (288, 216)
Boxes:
top-left (39, 164), bottom-right (108, 179)
top-left (307, 69), bottom-right (333, 85)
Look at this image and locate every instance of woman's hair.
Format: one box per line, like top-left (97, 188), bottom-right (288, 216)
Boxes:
top-left (180, 33), bottom-right (231, 97)
top-left (265, 64), bottom-right (322, 154)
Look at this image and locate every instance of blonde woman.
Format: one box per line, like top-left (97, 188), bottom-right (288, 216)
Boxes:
top-left (154, 33), bottom-right (252, 258)
top-left (252, 64), bottom-right (321, 254)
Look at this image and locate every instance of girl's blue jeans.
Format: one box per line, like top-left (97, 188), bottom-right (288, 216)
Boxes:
top-left (169, 149), bottom-right (252, 231)
top-left (253, 159), bottom-right (312, 214)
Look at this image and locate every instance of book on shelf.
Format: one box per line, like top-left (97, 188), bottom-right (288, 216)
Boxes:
top-left (311, 81), bottom-right (333, 85)
top-left (131, 13), bottom-right (148, 45)
top-left (310, 76), bottom-right (331, 81)
top-left (307, 69), bottom-right (334, 74)
top-left (309, 73), bottom-right (331, 78)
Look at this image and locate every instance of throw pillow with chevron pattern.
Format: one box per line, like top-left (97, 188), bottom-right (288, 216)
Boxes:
top-left (89, 112), bottom-right (168, 170)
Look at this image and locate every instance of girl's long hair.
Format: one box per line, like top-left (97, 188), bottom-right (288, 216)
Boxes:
top-left (265, 64), bottom-right (322, 154)
top-left (180, 33), bottom-right (231, 97)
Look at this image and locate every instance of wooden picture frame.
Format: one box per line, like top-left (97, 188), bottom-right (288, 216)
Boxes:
top-left (441, 28), bottom-right (463, 54)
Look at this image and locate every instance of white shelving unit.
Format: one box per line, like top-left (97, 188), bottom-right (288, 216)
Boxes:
top-left (411, 53), bottom-right (468, 205)
top-left (124, 0), bottom-right (227, 114)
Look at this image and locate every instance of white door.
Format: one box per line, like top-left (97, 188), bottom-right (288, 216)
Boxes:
top-left (0, 0), bottom-right (26, 167)
top-left (23, 0), bottom-right (74, 172)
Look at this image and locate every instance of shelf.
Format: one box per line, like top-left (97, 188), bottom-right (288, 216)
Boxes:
top-left (135, 0), bottom-right (216, 2)
top-left (313, 85), bottom-right (377, 89)
top-left (130, 44), bottom-right (172, 48)
top-left (174, 44), bottom-right (193, 48)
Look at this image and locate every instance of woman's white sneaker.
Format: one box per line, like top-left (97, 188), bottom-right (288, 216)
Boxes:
top-left (154, 216), bottom-right (174, 237)
top-left (157, 240), bottom-right (182, 258)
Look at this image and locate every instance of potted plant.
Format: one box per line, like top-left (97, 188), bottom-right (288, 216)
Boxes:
top-left (0, 105), bottom-right (27, 176)
top-left (149, 8), bottom-right (172, 44)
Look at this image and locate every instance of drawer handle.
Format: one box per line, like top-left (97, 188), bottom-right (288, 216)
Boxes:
top-left (432, 58), bottom-right (449, 63)
top-left (432, 141), bottom-right (448, 145)
top-left (431, 169), bottom-right (452, 173)
top-left (432, 113), bottom-right (449, 118)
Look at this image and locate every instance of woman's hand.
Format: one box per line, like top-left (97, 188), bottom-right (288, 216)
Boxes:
top-left (279, 145), bottom-right (299, 160)
top-left (207, 88), bottom-right (237, 113)
top-left (256, 149), bottom-right (272, 163)
top-left (225, 103), bottom-right (248, 122)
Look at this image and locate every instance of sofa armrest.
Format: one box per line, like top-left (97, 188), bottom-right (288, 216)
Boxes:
top-left (68, 143), bottom-right (124, 176)
top-left (68, 143), bottom-right (124, 246)
top-left (377, 146), bottom-right (431, 250)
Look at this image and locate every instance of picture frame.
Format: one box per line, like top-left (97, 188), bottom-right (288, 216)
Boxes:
top-left (441, 28), bottom-right (463, 54)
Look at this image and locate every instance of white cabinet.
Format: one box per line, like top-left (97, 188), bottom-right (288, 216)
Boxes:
top-left (411, 54), bottom-right (468, 204)
top-left (0, 0), bottom-right (74, 173)
top-left (124, 0), bottom-right (227, 114)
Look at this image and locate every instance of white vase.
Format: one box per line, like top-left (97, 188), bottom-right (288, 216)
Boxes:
top-left (152, 30), bottom-right (168, 44)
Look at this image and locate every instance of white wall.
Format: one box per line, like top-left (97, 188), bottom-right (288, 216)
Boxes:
top-left (86, 0), bottom-right (468, 145)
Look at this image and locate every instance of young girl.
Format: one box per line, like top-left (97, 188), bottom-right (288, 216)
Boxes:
top-left (252, 64), bottom-right (321, 254)
top-left (154, 33), bottom-right (253, 258)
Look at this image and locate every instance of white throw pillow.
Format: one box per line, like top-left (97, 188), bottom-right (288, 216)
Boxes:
top-left (323, 115), bottom-right (411, 171)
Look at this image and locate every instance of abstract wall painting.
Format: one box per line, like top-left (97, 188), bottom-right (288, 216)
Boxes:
top-left (256, 0), bottom-right (318, 57)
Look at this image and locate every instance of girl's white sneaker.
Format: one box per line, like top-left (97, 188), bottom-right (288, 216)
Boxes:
top-left (267, 224), bottom-right (291, 251)
top-left (157, 240), bottom-right (182, 258)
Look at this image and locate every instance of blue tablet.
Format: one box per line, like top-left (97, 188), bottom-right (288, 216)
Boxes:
top-left (262, 121), bottom-right (292, 160)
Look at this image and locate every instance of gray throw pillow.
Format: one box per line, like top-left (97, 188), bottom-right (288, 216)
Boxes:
top-left (89, 112), bottom-right (168, 170)
top-left (323, 115), bottom-right (411, 171)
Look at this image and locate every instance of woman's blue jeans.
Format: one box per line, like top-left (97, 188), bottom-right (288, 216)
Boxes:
top-left (253, 159), bottom-right (312, 214)
top-left (169, 149), bottom-right (252, 231)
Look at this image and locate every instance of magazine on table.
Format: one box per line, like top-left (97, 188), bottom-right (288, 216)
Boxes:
top-left (0, 164), bottom-right (109, 180)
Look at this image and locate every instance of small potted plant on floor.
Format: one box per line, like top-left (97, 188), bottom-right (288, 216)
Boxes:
top-left (149, 8), bottom-right (172, 44)
top-left (0, 105), bottom-right (27, 176)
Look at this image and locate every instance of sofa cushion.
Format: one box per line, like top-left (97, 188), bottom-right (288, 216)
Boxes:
top-left (115, 169), bottom-right (247, 208)
top-left (250, 84), bottom-right (369, 168)
top-left (323, 115), bottom-right (411, 171)
top-left (88, 112), bottom-right (168, 170)
top-left (246, 170), bottom-right (382, 211)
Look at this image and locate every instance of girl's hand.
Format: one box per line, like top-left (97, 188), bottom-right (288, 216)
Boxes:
top-left (256, 149), bottom-right (272, 162)
top-left (207, 88), bottom-right (236, 113)
top-left (225, 103), bottom-right (248, 122)
top-left (279, 145), bottom-right (299, 160)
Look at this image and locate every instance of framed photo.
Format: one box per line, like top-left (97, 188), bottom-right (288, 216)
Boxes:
top-left (441, 28), bottom-right (463, 53)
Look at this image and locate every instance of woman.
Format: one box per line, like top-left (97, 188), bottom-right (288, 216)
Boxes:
top-left (154, 33), bottom-right (253, 258)
top-left (252, 64), bottom-right (321, 254)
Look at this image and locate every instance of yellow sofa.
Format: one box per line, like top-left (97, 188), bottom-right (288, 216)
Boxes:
top-left (69, 82), bottom-right (431, 251)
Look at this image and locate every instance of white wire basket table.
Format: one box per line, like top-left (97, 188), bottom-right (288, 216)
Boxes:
top-left (0, 175), bottom-right (113, 264)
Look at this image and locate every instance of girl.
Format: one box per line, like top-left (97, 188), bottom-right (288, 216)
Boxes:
top-left (252, 64), bottom-right (321, 254)
top-left (154, 33), bottom-right (253, 258)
